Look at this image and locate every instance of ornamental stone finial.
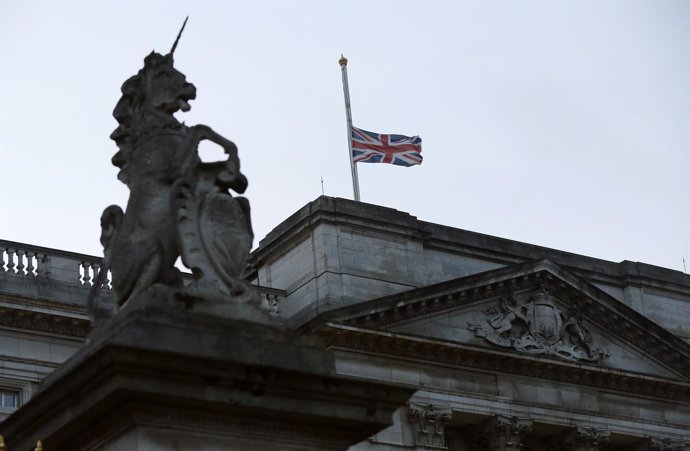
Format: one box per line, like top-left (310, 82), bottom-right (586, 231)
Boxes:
top-left (339, 54), bottom-right (348, 66)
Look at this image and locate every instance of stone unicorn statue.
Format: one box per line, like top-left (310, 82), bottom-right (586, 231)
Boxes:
top-left (89, 19), bottom-right (262, 322)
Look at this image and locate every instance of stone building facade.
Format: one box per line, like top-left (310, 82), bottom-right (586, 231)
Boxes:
top-left (2, 196), bottom-right (689, 450)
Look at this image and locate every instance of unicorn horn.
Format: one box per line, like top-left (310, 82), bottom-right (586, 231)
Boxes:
top-left (171, 16), bottom-right (189, 55)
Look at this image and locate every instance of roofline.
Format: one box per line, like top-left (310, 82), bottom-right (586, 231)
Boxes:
top-left (249, 196), bottom-right (690, 291)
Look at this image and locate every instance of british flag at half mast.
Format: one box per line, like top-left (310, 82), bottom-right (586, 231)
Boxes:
top-left (351, 126), bottom-right (423, 167)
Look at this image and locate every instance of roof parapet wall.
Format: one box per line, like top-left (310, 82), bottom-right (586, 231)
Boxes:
top-left (252, 196), bottom-right (689, 290)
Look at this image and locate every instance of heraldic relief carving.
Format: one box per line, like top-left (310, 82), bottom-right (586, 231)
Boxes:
top-left (87, 20), bottom-right (264, 322)
top-left (468, 283), bottom-right (609, 362)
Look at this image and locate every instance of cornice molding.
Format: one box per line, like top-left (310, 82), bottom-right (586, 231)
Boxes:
top-left (318, 263), bottom-right (690, 378)
top-left (0, 307), bottom-right (91, 338)
top-left (319, 323), bottom-right (690, 403)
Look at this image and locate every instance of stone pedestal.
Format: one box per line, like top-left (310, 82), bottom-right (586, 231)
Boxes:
top-left (0, 303), bottom-right (412, 450)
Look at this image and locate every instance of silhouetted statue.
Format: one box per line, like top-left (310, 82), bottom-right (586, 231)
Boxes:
top-left (89, 21), bottom-right (259, 320)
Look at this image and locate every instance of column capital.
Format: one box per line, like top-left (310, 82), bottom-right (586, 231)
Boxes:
top-left (552, 425), bottom-right (611, 451)
top-left (471, 414), bottom-right (533, 451)
top-left (407, 402), bottom-right (452, 448)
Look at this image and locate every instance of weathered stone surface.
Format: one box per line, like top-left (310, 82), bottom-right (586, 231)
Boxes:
top-left (91, 44), bottom-right (255, 318)
top-left (0, 304), bottom-right (412, 450)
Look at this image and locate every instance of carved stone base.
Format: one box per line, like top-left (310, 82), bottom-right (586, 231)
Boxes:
top-left (0, 303), bottom-right (412, 450)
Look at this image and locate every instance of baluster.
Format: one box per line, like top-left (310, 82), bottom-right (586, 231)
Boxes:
top-left (36, 253), bottom-right (44, 278)
top-left (16, 249), bottom-right (26, 275)
top-left (91, 262), bottom-right (101, 287)
top-left (6, 248), bottom-right (16, 273)
top-left (25, 251), bottom-right (36, 276)
top-left (0, 247), bottom-right (5, 272)
top-left (272, 295), bottom-right (281, 316)
top-left (36, 253), bottom-right (50, 279)
top-left (86, 261), bottom-right (94, 285)
top-left (263, 293), bottom-right (280, 316)
top-left (81, 261), bottom-right (92, 286)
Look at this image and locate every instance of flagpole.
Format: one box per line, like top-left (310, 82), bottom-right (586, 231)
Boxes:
top-left (339, 54), bottom-right (361, 202)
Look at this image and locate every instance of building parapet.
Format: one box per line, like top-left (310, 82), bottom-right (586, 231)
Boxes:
top-left (250, 196), bottom-right (690, 294)
top-left (0, 240), bottom-right (284, 316)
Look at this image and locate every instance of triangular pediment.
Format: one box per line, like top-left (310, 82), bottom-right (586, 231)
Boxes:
top-left (311, 259), bottom-right (690, 382)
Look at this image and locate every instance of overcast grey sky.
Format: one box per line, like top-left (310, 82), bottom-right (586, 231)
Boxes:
top-left (1, 0), bottom-right (688, 272)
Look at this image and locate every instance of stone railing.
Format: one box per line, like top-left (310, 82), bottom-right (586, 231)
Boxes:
top-left (258, 286), bottom-right (285, 317)
top-left (0, 240), bottom-right (107, 288)
top-left (0, 239), bottom-right (285, 314)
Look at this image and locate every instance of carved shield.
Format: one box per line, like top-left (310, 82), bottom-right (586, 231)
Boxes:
top-left (527, 294), bottom-right (563, 345)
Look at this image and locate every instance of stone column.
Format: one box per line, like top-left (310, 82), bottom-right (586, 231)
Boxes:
top-left (407, 402), bottom-right (452, 448)
top-left (470, 414), bottom-right (533, 451)
top-left (552, 425), bottom-right (611, 451)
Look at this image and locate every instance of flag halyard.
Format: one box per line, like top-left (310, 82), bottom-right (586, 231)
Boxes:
top-left (351, 126), bottom-right (423, 167)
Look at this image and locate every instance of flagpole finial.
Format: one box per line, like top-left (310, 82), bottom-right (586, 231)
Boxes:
top-left (339, 54), bottom-right (348, 66)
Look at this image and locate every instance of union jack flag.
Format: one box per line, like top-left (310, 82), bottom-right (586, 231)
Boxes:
top-left (351, 126), bottom-right (423, 167)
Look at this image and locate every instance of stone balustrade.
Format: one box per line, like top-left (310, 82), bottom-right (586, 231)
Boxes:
top-left (0, 239), bottom-right (285, 315)
top-left (0, 245), bottom-right (46, 278)
top-left (0, 240), bottom-right (106, 287)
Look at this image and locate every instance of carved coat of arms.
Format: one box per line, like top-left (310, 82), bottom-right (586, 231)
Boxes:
top-left (527, 292), bottom-right (562, 346)
top-left (468, 286), bottom-right (608, 362)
